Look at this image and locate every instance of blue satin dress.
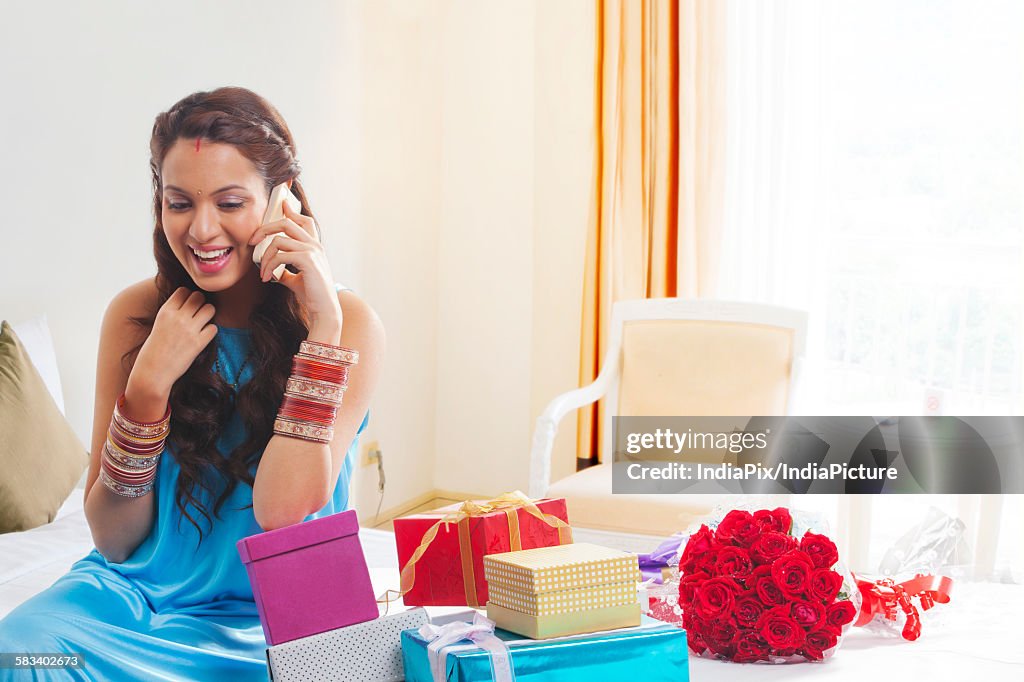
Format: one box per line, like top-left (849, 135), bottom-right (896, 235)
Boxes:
top-left (0, 326), bottom-right (366, 681)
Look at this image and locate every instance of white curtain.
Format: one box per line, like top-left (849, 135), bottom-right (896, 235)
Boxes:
top-left (719, 0), bottom-right (1024, 582)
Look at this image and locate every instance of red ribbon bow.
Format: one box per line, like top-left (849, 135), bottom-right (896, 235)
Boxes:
top-left (854, 574), bottom-right (953, 641)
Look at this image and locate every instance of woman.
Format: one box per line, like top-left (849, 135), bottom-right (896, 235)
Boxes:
top-left (0, 87), bottom-right (384, 680)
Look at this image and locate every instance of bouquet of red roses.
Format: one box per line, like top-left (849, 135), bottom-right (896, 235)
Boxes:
top-left (677, 507), bottom-right (859, 663)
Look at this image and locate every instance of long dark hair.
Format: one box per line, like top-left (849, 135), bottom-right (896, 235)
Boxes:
top-left (124, 87), bottom-right (317, 544)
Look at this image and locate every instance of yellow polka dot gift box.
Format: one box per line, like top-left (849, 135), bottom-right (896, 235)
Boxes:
top-left (483, 543), bottom-right (642, 639)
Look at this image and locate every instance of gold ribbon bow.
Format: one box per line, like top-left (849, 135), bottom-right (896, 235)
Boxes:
top-left (384, 490), bottom-right (572, 608)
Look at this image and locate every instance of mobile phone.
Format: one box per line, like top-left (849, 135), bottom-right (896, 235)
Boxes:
top-left (252, 183), bottom-right (303, 282)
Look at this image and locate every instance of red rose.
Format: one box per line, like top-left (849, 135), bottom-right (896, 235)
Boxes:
top-left (791, 598), bottom-right (827, 630)
top-left (750, 531), bottom-right (798, 565)
top-left (714, 546), bottom-right (754, 579)
top-left (807, 568), bottom-right (844, 603)
top-left (684, 613), bottom-right (709, 655)
top-left (678, 571), bottom-right (709, 606)
top-left (771, 550), bottom-right (815, 598)
top-left (705, 620), bottom-right (738, 658)
top-left (734, 594), bottom-right (766, 629)
top-left (753, 507), bottom-right (792, 534)
top-left (755, 574), bottom-right (787, 606)
top-left (716, 510), bottom-right (760, 547)
top-left (826, 599), bottom-right (857, 628)
top-left (692, 577), bottom-right (740, 620)
top-left (689, 550), bottom-right (719, 576)
top-left (681, 524), bottom-right (718, 564)
top-left (732, 631), bottom-right (770, 663)
top-left (756, 605), bottom-right (807, 650)
top-left (802, 628), bottom-right (839, 661)
top-left (800, 532), bottom-right (840, 569)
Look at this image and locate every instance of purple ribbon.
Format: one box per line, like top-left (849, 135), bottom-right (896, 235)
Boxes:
top-left (638, 533), bottom-right (685, 583)
top-left (418, 612), bottom-right (514, 682)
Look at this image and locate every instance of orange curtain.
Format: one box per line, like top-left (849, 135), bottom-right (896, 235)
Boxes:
top-left (577, 0), bottom-right (725, 467)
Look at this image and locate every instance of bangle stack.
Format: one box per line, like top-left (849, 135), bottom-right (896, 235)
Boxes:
top-left (99, 393), bottom-right (170, 498)
top-left (274, 340), bottom-right (358, 444)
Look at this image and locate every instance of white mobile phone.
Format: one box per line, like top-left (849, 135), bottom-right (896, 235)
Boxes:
top-left (252, 183), bottom-right (303, 282)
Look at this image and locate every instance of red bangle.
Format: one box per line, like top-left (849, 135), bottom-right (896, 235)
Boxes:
top-left (113, 393), bottom-right (171, 438)
top-left (292, 356), bottom-right (348, 382)
top-left (278, 406), bottom-right (337, 423)
top-left (115, 392), bottom-right (171, 426)
top-left (108, 427), bottom-right (165, 456)
top-left (292, 357), bottom-right (349, 385)
top-left (279, 395), bottom-right (338, 424)
top-left (108, 434), bottom-right (164, 458)
top-left (99, 469), bottom-right (154, 498)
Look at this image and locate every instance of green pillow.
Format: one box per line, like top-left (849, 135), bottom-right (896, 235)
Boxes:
top-left (0, 320), bottom-right (88, 533)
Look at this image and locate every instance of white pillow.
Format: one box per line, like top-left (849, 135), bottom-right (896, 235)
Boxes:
top-left (10, 315), bottom-right (65, 416)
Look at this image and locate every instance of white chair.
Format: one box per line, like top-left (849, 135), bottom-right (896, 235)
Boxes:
top-left (528, 299), bottom-right (807, 551)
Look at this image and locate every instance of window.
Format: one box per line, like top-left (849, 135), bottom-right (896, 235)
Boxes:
top-left (718, 0), bottom-right (1024, 416)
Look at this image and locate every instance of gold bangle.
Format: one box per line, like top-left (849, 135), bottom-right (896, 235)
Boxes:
top-left (273, 417), bottom-right (334, 444)
top-left (298, 340), bottom-right (359, 366)
top-left (100, 468), bottom-right (155, 498)
top-left (110, 419), bottom-right (168, 446)
top-left (285, 376), bottom-right (345, 406)
top-left (104, 439), bottom-right (161, 470)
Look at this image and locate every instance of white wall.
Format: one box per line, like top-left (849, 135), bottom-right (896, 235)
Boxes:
top-left (0, 0), bottom-right (593, 516)
top-left (423, 0), bottom-right (594, 497)
top-left (531, 1), bottom-right (595, 487)
top-left (432, 2), bottom-right (537, 496)
top-left (348, 0), bottom-right (443, 516)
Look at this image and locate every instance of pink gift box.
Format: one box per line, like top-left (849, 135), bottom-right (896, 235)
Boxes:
top-left (237, 509), bottom-right (378, 645)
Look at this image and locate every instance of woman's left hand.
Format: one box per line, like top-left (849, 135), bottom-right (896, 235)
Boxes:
top-left (247, 200), bottom-right (342, 332)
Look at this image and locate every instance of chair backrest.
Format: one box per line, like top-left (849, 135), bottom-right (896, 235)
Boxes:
top-left (600, 299), bottom-right (807, 464)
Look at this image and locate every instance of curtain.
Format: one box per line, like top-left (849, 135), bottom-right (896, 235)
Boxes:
top-left (715, 0), bottom-right (1024, 581)
top-left (577, 0), bottom-right (726, 467)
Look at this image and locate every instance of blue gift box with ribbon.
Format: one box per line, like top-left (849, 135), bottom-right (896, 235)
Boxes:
top-left (401, 612), bottom-right (689, 682)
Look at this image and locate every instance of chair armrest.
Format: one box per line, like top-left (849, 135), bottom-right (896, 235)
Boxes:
top-left (527, 365), bottom-right (618, 499)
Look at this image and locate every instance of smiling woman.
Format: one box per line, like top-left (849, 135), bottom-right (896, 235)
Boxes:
top-left (0, 87), bottom-right (385, 681)
top-left (162, 148), bottom-right (267, 307)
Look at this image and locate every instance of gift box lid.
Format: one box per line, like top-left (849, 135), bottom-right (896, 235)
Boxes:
top-left (237, 509), bottom-right (360, 564)
top-left (393, 496), bottom-right (566, 522)
top-left (483, 543), bottom-right (639, 595)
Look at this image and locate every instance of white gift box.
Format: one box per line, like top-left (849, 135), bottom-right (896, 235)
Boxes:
top-left (266, 607), bottom-right (429, 682)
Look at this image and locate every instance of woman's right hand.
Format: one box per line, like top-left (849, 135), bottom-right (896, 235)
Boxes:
top-left (127, 287), bottom-right (219, 398)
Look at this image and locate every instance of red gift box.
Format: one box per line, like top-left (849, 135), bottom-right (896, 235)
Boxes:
top-left (393, 492), bottom-right (572, 607)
